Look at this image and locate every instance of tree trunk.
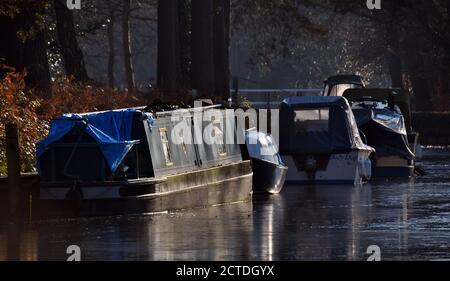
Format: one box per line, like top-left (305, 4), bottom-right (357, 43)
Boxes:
top-left (402, 32), bottom-right (434, 111)
top-left (191, 0), bottom-right (215, 98)
top-left (107, 5), bottom-right (115, 88)
top-left (213, 0), bottom-right (230, 101)
top-left (385, 22), bottom-right (403, 89)
top-left (122, 0), bottom-right (135, 92)
top-left (0, 3), bottom-right (51, 93)
top-left (157, 0), bottom-right (191, 96)
top-left (444, 0), bottom-right (450, 109)
top-left (157, 0), bottom-right (179, 93)
top-left (54, 0), bottom-right (89, 81)
top-left (177, 0), bottom-right (191, 90)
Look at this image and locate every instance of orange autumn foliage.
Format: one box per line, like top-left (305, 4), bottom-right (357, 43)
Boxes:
top-left (0, 67), bottom-right (153, 175)
top-left (0, 65), bottom-right (48, 174)
top-left (42, 77), bottom-right (147, 119)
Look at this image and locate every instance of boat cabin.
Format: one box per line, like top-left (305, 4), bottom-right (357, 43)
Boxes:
top-left (37, 105), bottom-right (247, 184)
top-left (279, 96), bottom-right (370, 155)
top-left (342, 88), bottom-right (412, 131)
top-left (278, 96), bottom-right (374, 184)
top-left (323, 75), bottom-right (366, 97)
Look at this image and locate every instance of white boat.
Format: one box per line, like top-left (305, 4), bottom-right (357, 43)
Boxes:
top-left (322, 74), bottom-right (417, 178)
top-left (245, 130), bottom-right (288, 194)
top-left (279, 96), bottom-right (374, 185)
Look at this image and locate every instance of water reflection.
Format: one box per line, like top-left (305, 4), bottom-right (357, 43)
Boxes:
top-left (0, 202), bottom-right (255, 261)
top-left (0, 224), bottom-right (38, 261)
top-left (252, 184), bottom-right (373, 260)
top-left (0, 152), bottom-right (449, 261)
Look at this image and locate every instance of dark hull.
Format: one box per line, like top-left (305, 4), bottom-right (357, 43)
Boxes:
top-left (35, 175), bottom-right (252, 218)
top-left (372, 166), bottom-right (415, 178)
top-left (285, 179), bottom-right (358, 185)
top-left (371, 154), bottom-right (415, 179)
top-left (252, 158), bottom-right (288, 194)
top-left (34, 161), bottom-right (253, 218)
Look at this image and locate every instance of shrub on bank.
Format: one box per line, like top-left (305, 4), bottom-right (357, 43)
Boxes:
top-left (0, 66), bottom-right (48, 175)
top-left (0, 67), bottom-right (149, 175)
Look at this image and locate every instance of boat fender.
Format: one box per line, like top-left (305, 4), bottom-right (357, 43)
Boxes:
top-left (305, 156), bottom-right (317, 180)
top-left (359, 158), bottom-right (372, 180)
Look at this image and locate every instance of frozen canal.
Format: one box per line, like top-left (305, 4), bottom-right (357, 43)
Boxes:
top-left (1, 148), bottom-right (449, 261)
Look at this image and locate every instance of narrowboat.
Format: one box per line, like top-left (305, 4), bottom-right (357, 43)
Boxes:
top-left (35, 105), bottom-right (253, 217)
top-left (343, 88), bottom-right (416, 178)
top-left (245, 129), bottom-right (288, 194)
top-left (279, 96), bottom-right (374, 185)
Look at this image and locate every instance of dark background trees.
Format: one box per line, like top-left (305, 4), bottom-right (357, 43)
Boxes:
top-left (317, 0), bottom-right (450, 110)
top-left (0, 0), bottom-right (448, 110)
top-left (157, 0), bottom-right (189, 95)
top-left (106, 2), bottom-right (116, 88)
top-left (213, 0), bottom-right (231, 99)
top-left (0, 1), bottom-right (51, 93)
top-left (54, 0), bottom-right (89, 81)
top-left (190, 0), bottom-right (215, 99)
top-left (158, 0), bottom-right (231, 101)
top-left (122, 0), bottom-right (135, 92)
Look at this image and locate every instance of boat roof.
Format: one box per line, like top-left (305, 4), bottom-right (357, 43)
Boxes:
top-left (77, 106), bottom-right (147, 116)
top-left (38, 108), bottom-right (146, 173)
top-left (343, 88), bottom-right (400, 99)
top-left (343, 87), bottom-right (412, 131)
top-left (279, 96), bottom-right (373, 154)
top-left (75, 103), bottom-right (223, 117)
top-left (281, 96), bottom-right (349, 108)
top-left (324, 75), bottom-right (366, 87)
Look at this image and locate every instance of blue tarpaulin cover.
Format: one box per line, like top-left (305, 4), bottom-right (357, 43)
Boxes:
top-left (37, 108), bottom-right (154, 173)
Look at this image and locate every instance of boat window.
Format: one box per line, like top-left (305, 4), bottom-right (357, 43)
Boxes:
top-left (213, 120), bottom-right (227, 156)
top-left (329, 84), bottom-right (361, 96)
top-left (294, 109), bottom-right (329, 132)
top-left (159, 128), bottom-right (173, 166)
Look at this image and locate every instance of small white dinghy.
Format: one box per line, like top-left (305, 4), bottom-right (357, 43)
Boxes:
top-left (245, 129), bottom-right (288, 194)
top-left (279, 96), bottom-right (374, 185)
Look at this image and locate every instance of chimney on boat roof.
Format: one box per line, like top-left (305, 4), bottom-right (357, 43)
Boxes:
top-left (194, 99), bottom-right (214, 107)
